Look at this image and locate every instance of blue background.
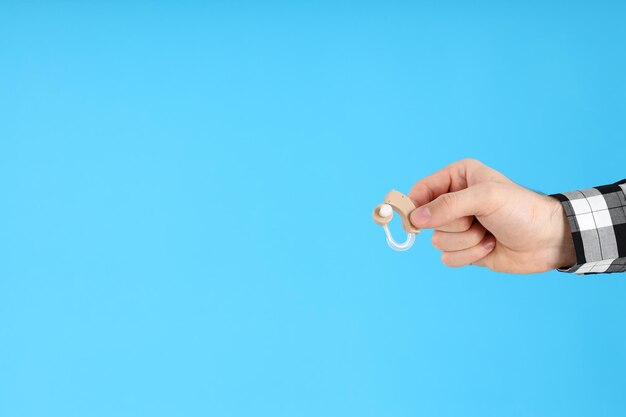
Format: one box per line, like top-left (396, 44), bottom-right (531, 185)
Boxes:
top-left (2, 2), bottom-right (626, 416)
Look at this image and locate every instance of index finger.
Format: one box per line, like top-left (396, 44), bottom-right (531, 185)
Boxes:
top-left (408, 168), bottom-right (454, 207)
top-left (408, 159), bottom-right (475, 206)
top-left (408, 158), bottom-right (497, 207)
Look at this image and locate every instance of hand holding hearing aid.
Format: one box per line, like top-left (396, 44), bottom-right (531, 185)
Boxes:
top-left (373, 158), bottom-right (577, 274)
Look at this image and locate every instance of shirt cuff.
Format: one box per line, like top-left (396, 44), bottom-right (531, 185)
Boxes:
top-left (549, 180), bottom-right (626, 274)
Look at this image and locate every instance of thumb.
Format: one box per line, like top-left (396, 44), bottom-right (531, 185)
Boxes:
top-left (410, 182), bottom-right (501, 229)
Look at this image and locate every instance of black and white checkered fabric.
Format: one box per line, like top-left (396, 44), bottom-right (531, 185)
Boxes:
top-left (550, 180), bottom-right (626, 274)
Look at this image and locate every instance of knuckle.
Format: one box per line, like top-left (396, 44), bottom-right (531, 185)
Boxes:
top-left (441, 252), bottom-right (452, 266)
top-left (409, 182), bottom-right (433, 204)
top-left (460, 157), bottom-right (482, 167)
top-left (441, 253), bottom-right (460, 268)
top-left (439, 193), bottom-right (457, 212)
top-left (431, 232), bottom-right (442, 249)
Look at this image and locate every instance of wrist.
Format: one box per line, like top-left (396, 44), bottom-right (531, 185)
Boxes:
top-left (546, 197), bottom-right (577, 270)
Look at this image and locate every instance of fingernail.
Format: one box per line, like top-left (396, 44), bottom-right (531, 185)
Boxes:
top-left (483, 236), bottom-right (496, 250)
top-left (411, 207), bottom-right (431, 226)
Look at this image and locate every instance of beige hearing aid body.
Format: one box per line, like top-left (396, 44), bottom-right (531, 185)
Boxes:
top-left (372, 190), bottom-right (420, 251)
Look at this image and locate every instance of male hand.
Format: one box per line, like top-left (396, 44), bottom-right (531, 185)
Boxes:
top-left (409, 159), bottom-right (576, 273)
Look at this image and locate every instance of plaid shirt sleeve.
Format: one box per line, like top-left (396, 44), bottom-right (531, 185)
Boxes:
top-left (550, 180), bottom-right (626, 274)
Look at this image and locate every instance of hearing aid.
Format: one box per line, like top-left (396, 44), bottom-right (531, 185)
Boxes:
top-left (372, 190), bottom-right (421, 251)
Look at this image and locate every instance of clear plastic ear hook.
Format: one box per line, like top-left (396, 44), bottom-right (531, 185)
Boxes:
top-left (383, 224), bottom-right (415, 251)
top-left (372, 190), bottom-right (421, 252)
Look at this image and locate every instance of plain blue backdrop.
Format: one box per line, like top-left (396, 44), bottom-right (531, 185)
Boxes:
top-left (2, 1), bottom-right (626, 416)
